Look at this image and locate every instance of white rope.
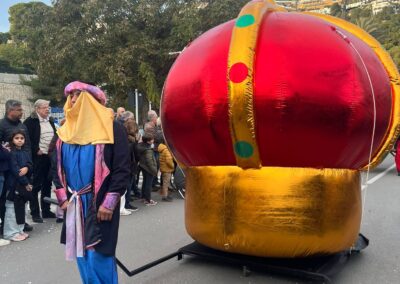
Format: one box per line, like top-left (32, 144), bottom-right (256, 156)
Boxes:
top-left (334, 29), bottom-right (377, 225)
top-left (361, 164), bottom-right (396, 191)
top-left (350, 42), bottom-right (376, 224)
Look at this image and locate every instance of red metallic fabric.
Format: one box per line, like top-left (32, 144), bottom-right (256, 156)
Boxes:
top-left (162, 12), bottom-right (392, 169)
top-left (162, 21), bottom-right (236, 166)
top-left (253, 12), bottom-right (391, 169)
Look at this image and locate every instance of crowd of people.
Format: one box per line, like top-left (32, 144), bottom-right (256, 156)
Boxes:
top-left (0, 98), bottom-right (174, 247)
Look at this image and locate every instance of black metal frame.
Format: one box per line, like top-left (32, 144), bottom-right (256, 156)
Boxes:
top-left (116, 234), bottom-right (368, 283)
top-left (116, 252), bottom-right (183, 277)
top-left (44, 197), bottom-right (368, 282)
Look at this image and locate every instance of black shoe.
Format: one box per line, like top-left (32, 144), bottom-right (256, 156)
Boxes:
top-left (32, 216), bottom-right (43, 223)
top-left (161, 196), bottom-right (173, 202)
top-left (24, 223), bottom-right (33, 232)
top-left (42, 211), bottom-right (56, 218)
top-left (56, 218), bottom-right (63, 223)
top-left (125, 204), bottom-right (139, 212)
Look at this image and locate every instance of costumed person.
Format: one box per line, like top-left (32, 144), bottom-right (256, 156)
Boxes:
top-left (52, 81), bottom-right (130, 284)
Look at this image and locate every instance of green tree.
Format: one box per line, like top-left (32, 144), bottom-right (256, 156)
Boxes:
top-left (9, 2), bottom-right (51, 43)
top-left (388, 46), bottom-right (400, 68)
top-left (330, 3), bottom-right (343, 18)
top-left (197, 0), bottom-right (248, 32)
top-left (7, 2), bottom-right (51, 73)
top-left (0, 32), bottom-right (10, 44)
top-left (354, 16), bottom-right (383, 41)
top-left (348, 7), bottom-right (372, 22)
top-left (8, 0), bottom-right (254, 109)
top-left (0, 43), bottom-right (33, 74)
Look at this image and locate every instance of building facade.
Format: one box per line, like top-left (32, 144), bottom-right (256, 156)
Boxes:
top-left (0, 73), bottom-right (34, 120)
top-left (371, 0), bottom-right (400, 14)
top-left (281, 0), bottom-right (399, 14)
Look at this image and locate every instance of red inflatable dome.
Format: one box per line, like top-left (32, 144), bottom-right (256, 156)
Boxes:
top-left (162, 12), bottom-right (392, 170)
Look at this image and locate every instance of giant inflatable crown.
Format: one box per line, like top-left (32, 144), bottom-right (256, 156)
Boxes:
top-left (161, 0), bottom-right (400, 257)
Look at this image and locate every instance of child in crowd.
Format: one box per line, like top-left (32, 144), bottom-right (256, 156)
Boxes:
top-left (137, 134), bottom-right (158, 206)
top-left (158, 138), bottom-right (174, 202)
top-left (3, 130), bottom-right (32, 242)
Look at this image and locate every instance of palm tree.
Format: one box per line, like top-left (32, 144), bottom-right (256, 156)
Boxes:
top-left (355, 16), bottom-right (383, 41)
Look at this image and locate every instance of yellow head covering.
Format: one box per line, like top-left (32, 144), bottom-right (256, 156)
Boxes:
top-left (57, 91), bottom-right (114, 145)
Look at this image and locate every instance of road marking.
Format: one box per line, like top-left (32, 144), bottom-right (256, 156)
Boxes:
top-left (362, 164), bottom-right (396, 191)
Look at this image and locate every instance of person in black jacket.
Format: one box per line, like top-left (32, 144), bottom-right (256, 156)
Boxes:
top-left (23, 99), bottom-right (56, 223)
top-left (137, 134), bottom-right (158, 206)
top-left (0, 100), bottom-right (32, 233)
top-left (0, 100), bottom-right (31, 155)
top-left (121, 111), bottom-right (139, 211)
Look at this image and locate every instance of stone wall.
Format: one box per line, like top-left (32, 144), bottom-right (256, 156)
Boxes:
top-left (0, 73), bottom-right (35, 120)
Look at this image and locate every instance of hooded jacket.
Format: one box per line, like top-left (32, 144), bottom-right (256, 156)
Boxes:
top-left (158, 143), bottom-right (174, 173)
top-left (137, 142), bottom-right (157, 176)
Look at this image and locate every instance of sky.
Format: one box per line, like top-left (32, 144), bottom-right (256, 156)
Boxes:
top-left (0, 0), bottom-right (52, 33)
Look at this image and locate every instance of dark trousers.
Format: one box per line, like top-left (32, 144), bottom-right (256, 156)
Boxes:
top-left (0, 176), bottom-right (6, 227)
top-left (131, 174), bottom-right (141, 197)
top-left (136, 168), bottom-right (140, 186)
top-left (152, 152), bottom-right (160, 186)
top-left (30, 155), bottom-right (52, 217)
top-left (14, 195), bottom-right (26, 225)
top-left (141, 170), bottom-right (154, 202)
top-left (124, 174), bottom-right (134, 208)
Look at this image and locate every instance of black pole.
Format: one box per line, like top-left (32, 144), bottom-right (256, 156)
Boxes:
top-left (116, 252), bottom-right (183, 277)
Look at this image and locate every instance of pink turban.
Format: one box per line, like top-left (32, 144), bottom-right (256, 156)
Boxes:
top-left (64, 81), bottom-right (107, 105)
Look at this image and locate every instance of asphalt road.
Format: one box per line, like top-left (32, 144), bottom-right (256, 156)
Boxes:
top-left (0, 155), bottom-right (399, 284)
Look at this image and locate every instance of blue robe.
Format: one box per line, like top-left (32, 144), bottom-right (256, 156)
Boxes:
top-left (62, 143), bottom-right (118, 284)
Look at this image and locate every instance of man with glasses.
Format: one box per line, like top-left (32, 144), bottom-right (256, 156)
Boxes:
top-left (24, 99), bottom-right (57, 223)
top-left (0, 100), bottom-right (33, 234)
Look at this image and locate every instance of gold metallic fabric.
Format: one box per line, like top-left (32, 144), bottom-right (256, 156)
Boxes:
top-left (185, 166), bottom-right (361, 258)
top-left (227, 0), bottom-right (285, 169)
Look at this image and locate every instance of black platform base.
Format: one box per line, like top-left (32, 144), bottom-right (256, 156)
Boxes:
top-left (117, 234), bottom-right (368, 283)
